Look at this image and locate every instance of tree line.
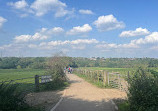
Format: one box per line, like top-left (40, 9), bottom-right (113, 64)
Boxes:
top-left (0, 57), bottom-right (158, 69)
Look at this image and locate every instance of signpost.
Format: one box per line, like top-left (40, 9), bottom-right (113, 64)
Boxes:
top-left (41, 75), bottom-right (52, 83)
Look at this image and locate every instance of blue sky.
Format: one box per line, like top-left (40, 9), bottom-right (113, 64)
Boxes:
top-left (0, 0), bottom-right (158, 58)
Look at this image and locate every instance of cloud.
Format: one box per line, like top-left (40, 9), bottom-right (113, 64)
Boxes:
top-left (7, 0), bottom-right (74, 17)
top-left (14, 27), bottom-right (64, 42)
top-left (30, 0), bottom-right (72, 17)
top-left (0, 17), bottom-right (7, 28)
top-left (131, 32), bottom-right (158, 45)
top-left (7, 0), bottom-right (28, 10)
top-left (93, 14), bottom-right (125, 31)
top-left (29, 39), bottom-right (99, 50)
top-left (70, 39), bottom-right (98, 44)
top-left (66, 24), bottom-right (92, 36)
top-left (14, 35), bottom-right (32, 43)
top-left (120, 27), bottom-right (150, 37)
top-left (96, 42), bottom-right (138, 49)
top-left (79, 9), bottom-right (94, 15)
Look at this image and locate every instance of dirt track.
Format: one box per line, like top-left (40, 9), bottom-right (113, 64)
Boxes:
top-left (54, 74), bottom-right (126, 111)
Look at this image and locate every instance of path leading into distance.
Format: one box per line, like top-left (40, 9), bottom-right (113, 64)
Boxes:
top-left (52, 74), bottom-right (124, 111)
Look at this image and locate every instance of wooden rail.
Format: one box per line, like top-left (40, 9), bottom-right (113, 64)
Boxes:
top-left (74, 69), bottom-right (128, 91)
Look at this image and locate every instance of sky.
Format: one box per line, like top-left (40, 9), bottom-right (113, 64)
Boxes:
top-left (0, 0), bottom-right (158, 58)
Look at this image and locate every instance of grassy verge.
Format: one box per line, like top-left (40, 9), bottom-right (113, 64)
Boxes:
top-left (75, 73), bottom-right (111, 88)
top-left (0, 69), bottom-right (69, 111)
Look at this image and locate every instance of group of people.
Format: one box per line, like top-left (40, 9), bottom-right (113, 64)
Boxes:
top-left (64, 66), bottom-right (73, 74)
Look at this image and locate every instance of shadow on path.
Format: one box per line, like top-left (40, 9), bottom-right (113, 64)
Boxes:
top-left (55, 96), bottom-right (114, 111)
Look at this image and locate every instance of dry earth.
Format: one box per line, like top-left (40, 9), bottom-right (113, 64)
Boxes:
top-left (54, 74), bottom-right (127, 111)
top-left (26, 74), bottom-right (126, 111)
top-left (26, 90), bottom-right (63, 111)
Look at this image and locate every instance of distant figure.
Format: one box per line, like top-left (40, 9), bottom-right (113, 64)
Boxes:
top-left (68, 67), bottom-right (72, 74)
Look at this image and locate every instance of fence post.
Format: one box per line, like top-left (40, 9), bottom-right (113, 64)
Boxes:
top-left (35, 75), bottom-right (39, 91)
top-left (103, 71), bottom-right (106, 86)
top-left (97, 71), bottom-right (99, 82)
top-left (107, 72), bottom-right (109, 85)
top-left (128, 71), bottom-right (130, 81)
top-left (118, 74), bottom-right (121, 90)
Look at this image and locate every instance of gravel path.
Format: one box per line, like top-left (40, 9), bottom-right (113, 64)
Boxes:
top-left (53, 74), bottom-right (126, 111)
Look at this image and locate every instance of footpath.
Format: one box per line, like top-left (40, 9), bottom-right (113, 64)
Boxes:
top-left (52, 74), bottom-right (126, 111)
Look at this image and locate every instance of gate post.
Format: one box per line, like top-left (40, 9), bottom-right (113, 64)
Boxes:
top-left (107, 72), bottom-right (109, 85)
top-left (103, 71), bottom-right (106, 86)
top-left (118, 74), bottom-right (121, 90)
top-left (35, 75), bottom-right (39, 92)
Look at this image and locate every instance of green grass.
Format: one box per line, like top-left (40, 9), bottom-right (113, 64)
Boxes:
top-left (75, 73), bottom-right (110, 88)
top-left (78, 67), bottom-right (137, 76)
top-left (0, 69), bottom-right (46, 93)
top-left (0, 69), bottom-right (46, 82)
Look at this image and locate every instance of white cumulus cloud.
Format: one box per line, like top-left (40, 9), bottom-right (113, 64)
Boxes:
top-left (7, 0), bottom-right (74, 17)
top-left (14, 27), bottom-right (64, 42)
top-left (131, 32), bottom-right (158, 45)
top-left (30, 0), bottom-right (72, 17)
top-left (71, 39), bottom-right (98, 44)
top-left (79, 9), bottom-right (94, 15)
top-left (93, 14), bottom-right (125, 31)
top-left (67, 24), bottom-right (92, 36)
top-left (120, 27), bottom-right (150, 37)
top-left (7, 0), bottom-right (28, 10)
top-left (0, 17), bottom-right (7, 28)
top-left (29, 39), bottom-right (99, 50)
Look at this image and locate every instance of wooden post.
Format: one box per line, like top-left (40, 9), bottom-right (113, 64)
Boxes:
top-left (107, 72), bottom-right (109, 85)
top-left (103, 71), bottom-right (106, 86)
top-left (128, 71), bottom-right (130, 81)
top-left (97, 71), bottom-right (99, 82)
top-left (35, 75), bottom-right (39, 91)
top-left (118, 74), bottom-right (121, 90)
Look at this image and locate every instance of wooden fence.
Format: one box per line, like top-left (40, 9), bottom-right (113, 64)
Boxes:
top-left (74, 69), bottom-right (128, 91)
top-left (0, 75), bottom-right (52, 94)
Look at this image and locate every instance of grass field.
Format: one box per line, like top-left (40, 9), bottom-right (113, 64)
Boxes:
top-left (0, 69), bottom-right (46, 82)
top-left (78, 67), bottom-right (158, 77)
top-left (78, 67), bottom-right (135, 76)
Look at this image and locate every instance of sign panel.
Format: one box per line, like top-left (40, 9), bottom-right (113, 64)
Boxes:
top-left (41, 75), bottom-right (52, 83)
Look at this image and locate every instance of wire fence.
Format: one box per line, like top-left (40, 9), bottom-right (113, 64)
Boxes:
top-left (74, 69), bottom-right (128, 92)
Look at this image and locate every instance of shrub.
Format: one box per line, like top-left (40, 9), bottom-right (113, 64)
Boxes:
top-left (0, 83), bottom-right (28, 111)
top-left (45, 54), bottom-right (68, 90)
top-left (17, 65), bottom-right (22, 69)
top-left (127, 67), bottom-right (158, 111)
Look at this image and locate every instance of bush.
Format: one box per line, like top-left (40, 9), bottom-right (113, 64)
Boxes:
top-left (0, 83), bottom-right (28, 111)
top-left (128, 67), bottom-right (158, 111)
top-left (44, 55), bottom-right (68, 90)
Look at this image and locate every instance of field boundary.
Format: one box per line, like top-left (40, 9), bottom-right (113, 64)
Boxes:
top-left (74, 69), bottom-right (128, 91)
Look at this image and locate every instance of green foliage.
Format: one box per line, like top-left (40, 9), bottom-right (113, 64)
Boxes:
top-left (17, 65), bottom-right (22, 69)
top-left (0, 57), bottom-right (158, 69)
top-left (127, 67), bottom-right (158, 111)
top-left (75, 73), bottom-right (110, 88)
top-left (40, 81), bottom-right (69, 91)
top-left (74, 58), bottom-right (158, 68)
top-left (118, 101), bottom-right (129, 111)
top-left (45, 55), bottom-right (68, 90)
top-left (0, 57), bottom-right (48, 69)
top-left (0, 83), bottom-right (28, 111)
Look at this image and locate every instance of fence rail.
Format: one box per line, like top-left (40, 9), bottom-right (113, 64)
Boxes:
top-left (74, 69), bottom-right (128, 91)
top-left (0, 74), bottom-right (53, 94)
